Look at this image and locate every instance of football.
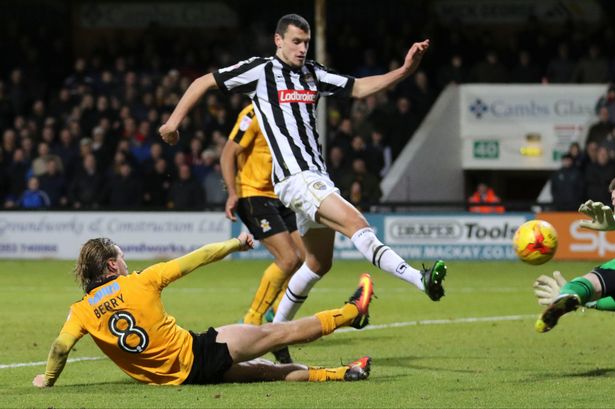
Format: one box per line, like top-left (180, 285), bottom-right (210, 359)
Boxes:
top-left (512, 220), bottom-right (558, 265)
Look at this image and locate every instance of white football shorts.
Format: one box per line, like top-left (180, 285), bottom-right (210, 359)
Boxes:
top-left (274, 170), bottom-right (340, 235)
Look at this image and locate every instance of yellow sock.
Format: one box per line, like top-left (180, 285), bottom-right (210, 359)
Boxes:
top-left (243, 263), bottom-right (287, 325)
top-left (272, 276), bottom-right (291, 313)
top-left (314, 304), bottom-right (359, 335)
top-left (308, 366), bottom-right (348, 382)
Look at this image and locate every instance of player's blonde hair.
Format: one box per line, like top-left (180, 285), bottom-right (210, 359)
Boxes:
top-left (74, 238), bottom-right (118, 292)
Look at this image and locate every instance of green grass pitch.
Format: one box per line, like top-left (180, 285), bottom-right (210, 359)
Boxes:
top-left (1, 258), bottom-right (615, 408)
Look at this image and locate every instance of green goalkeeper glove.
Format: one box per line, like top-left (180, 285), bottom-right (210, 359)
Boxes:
top-left (578, 200), bottom-right (615, 231)
top-left (533, 271), bottom-right (568, 306)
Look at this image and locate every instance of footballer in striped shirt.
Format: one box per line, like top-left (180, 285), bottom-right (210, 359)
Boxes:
top-left (160, 14), bottom-right (447, 333)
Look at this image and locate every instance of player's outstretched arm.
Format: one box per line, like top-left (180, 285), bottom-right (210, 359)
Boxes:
top-left (578, 200), bottom-right (615, 231)
top-left (220, 140), bottom-right (244, 221)
top-left (32, 333), bottom-right (79, 388)
top-left (174, 233), bottom-right (255, 276)
top-left (352, 40), bottom-right (430, 99)
top-left (159, 73), bottom-right (218, 145)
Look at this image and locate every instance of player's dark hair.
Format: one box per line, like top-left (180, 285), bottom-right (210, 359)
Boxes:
top-left (275, 14), bottom-right (310, 36)
top-left (609, 178), bottom-right (615, 193)
top-left (74, 238), bottom-right (118, 292)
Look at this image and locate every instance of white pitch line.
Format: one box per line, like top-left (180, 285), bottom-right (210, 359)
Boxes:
top-left (0, 314), bottom-right (537, 369)
top-left (162, 287), bottom-right (526, 294)
top-left (0, 356), bottom-right (103, 369)
top-left (0, 286), bottom-right (526, 294)
top-left (335, 313), bottom-right (536, 333)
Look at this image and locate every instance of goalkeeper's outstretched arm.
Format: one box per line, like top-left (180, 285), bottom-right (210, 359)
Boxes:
top-left (578, 200), bottom-right (615, 231)
top-left (533, 271), bottom-right (615, 311)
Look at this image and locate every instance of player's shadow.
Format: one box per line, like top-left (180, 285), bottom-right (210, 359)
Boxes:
top-left (376, 355), bottom-right (483, 374)
top-left (561, 368), bottom-right (615, 378)
top-left (307, 338), bottom-right (356, 347)
top-left (528, 367), bottom-right (615, 383)
top-left (310, 333), bottom-right (403, 347)
top-left (58, 380), bottom-right (135, 387)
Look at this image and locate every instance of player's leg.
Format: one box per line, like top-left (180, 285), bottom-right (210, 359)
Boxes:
top-left (287, 221), bottom-right (307, 259)
top-left (265, 276), bottom-right (290, 322)
top-left (243, 203), bottom-right (305, 363)
top-left (273, 227), bottom-right (335, 323)
top-left (536, 264), bottom-right (611, 332)
top-left (222, 356), bottom-right (370, 382)
top-left (264, 230), bottom-right (306, 322)
top-left (243, 232), bottom-right (302, 324)
top-left (317, 192), bottom-right (446, 300)
top-left (255, 232), bottom-right (302, 364)
top-left (237, 197), bottom-right (303, 325)
top-left (222, 358), bottom-right (309, 382)
top-left (267, 211), bottom-right (307, 319)
top-left (270, 228), bottom-right (333, 363)
top-left (216, 273), bottom-right (373, 363)
top-left (268, 171), bottom-right (337, 319)
top-left (264, 231), bottom-right (305, 319)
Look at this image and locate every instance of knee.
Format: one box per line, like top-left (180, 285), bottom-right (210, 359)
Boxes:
top-left (306, 254), bottom-right (332, 275)
top-left (261, 323), bottom-right (291, 347)
top-left (276, 253), bottom-right (302, 274)
top-left (350, 214), bottom-right (369, 232)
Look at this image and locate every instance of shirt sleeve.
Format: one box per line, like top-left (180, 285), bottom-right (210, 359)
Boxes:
top-left (138, 260), bottom-right (183, 291)
top-left (230, 109), bottom-right (257, 148)
top-left (311, 62), bottom-right (355, 98)
top-left (138, 240), bottom-right (242, 291)
top-left (43, 332), bottom-right (79, 386)
top-left (240, 117), bottom-right (259, 148)
top-left (213, 57), bottom-right (267, 96)
top-left (59, 306), bottom-right (87, 340)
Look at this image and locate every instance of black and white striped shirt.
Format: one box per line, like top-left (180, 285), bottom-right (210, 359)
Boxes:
top-left (213, 56), bottom-right (354, 184)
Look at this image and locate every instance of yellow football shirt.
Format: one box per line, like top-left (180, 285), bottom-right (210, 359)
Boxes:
top-left (229, 104), bottom-right (276, 198)
top-left (60, 260), bottom-right (194, 385)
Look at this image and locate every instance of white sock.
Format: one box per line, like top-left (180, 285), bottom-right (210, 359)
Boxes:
top-left (273, 263), bottom-right (321, 323)
top-left (351, 227), bottom-right (424, 290)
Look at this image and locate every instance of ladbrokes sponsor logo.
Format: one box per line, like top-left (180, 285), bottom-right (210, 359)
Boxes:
top-left (278, 89), bottom-right (317, 104)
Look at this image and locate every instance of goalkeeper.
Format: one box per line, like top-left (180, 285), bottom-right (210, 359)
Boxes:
top-left (534, 178), bottom-right (615, 332)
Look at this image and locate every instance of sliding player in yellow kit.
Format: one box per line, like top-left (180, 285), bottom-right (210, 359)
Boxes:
top-left (32, 233), bottom-right (373, 387)
top-left (221, 103), bottom-right (304, 363)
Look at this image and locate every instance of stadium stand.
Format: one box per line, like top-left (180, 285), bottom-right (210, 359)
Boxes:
top-left (1, 1), bottom-right (615, 210)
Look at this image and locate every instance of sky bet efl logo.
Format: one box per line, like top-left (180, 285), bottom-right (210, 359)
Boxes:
top-left (278, 89), bottom-right (317, 104)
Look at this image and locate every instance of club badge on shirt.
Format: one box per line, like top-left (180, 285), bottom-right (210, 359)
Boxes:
top-left (260, 219), bottom-right (271, 233)
top-left (311, 181), bottom-right (326, 191)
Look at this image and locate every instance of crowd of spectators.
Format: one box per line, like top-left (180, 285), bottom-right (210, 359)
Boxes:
top-left (2, 3), bottom-right (615, 210)
top-left (551, 89), bottom-right (615, 211)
